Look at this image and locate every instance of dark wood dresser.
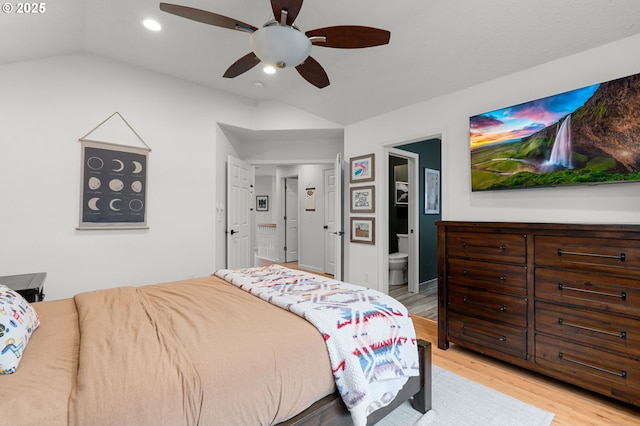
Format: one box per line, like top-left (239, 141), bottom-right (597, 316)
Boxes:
top-left (437, 221), bottom-right (640, 406)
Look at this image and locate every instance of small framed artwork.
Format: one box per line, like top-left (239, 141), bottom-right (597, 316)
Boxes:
top-left (395, 181), bottom-right (408, 206)
top-left (350, 217), bottom-right (375, 245)
top-left (349, 153), bottom-right (375, 183)
top-left (350, 185), bottom-right (375, 213)
top-left (256, 195), bottom-right (269, 211)
top-left (424, 168), bottom-right (440, 214)
top-left (305, 187), bottom-right (316, 211)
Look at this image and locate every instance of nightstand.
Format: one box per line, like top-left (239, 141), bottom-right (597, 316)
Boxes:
top-left (0, 272), bottom-right (46, 302)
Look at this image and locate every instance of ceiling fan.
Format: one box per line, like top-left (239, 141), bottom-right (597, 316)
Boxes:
top-left (159, 1), bottom-right (390, 88)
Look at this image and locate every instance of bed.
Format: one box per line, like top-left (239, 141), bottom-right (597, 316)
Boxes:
top-left (1, 265), bottom-right (430, 425)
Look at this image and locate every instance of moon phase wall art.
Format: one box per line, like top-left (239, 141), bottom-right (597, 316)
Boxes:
top-left (79, 141), bottom-right (148, 229)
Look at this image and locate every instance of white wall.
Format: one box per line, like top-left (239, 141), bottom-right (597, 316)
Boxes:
top-left (344, 33), bottom-right (640, 292)
top-left (0, 53), bottom-right (340, 300)
top-left (236, 137), bottom-right (342, 164)
top-left (254, 175), bottom-right (276, 225)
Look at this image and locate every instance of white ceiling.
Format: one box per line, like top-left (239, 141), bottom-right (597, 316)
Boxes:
top-left (3, 0), bottom-right (640, 125)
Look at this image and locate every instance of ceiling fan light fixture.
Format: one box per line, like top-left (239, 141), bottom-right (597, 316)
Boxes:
top-left (263, 65), bottom-right (277, 74)
top-left (249, 25), bottom-right (311, 68)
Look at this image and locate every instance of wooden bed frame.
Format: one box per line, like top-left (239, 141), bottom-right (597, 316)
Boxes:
top-left (280, 339), bottom-right (432, 426)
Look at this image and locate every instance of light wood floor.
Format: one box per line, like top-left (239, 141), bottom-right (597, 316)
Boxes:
top-left (279, 262), bottom-right (640, 424)
top-left (412, 316), bottom-right (640, 425)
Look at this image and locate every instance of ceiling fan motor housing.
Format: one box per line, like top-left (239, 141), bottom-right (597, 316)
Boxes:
top-left (249, 24), bottom-right (312, 68)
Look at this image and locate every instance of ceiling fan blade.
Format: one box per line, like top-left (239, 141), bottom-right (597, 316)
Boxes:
top-left (306, 26), bottom-right (390, 48)
top-left (159, 3), bottom-right (257, 33)
top-left (270, 0), bottom-right (303, 26)
top-left (223, 52), bottom-right (261, 78)
top-left (296, 57), bottom-right (330, 89)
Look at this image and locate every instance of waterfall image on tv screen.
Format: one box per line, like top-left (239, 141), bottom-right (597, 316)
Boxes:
top-left (469, 72), bottom-right (640, 191)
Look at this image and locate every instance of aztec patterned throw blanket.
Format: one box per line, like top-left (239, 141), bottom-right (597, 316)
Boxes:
top-left (214, 265), bottom-right (419, 426)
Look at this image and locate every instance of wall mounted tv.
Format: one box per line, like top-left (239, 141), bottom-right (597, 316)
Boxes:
top-left (469, 72), bottom-right (640, 191)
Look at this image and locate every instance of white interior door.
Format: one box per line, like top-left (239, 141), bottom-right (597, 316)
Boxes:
top-left (334, 153), bottom-right (343, 280)
top-left (226, 155), bottom-right (253, 269)
top-left (324, 168), bottom-right (336, 275)
top-left (285, 178), bottom-right (298, 262)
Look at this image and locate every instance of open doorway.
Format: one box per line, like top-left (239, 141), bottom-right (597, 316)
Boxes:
top-left (253, 161), bottom-right (343, 279)
top-left (383, 148), bottom-right (419, 295)
top-left (384, 137), bottom-right (442, 321)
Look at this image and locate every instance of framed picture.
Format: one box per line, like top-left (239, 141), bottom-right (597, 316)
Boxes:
top-left (350, 217), bottom-right (375, 245)
top-left (256, 195), bottom-right (269, 211)
top-left (305, 187), bottom-right (316, 211)
top-left (350, 185), bottom-right (375, 213)
top-left (349, 153), bottom-right (375, 183)
top-left (395, 181), bottom-right (408, 206)
top-left (79, 140), bottom-right (149, 229)
top-left (424, 168), bottom-right (440, 214)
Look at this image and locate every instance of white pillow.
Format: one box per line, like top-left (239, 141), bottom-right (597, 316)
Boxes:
top-left (0, 284), bottom-right (40, 374)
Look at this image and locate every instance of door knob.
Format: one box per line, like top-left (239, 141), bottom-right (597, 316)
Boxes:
top-left (229, 229), bottom-right (238, 235)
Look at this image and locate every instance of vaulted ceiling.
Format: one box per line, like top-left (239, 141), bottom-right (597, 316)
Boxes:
top-left (3, 0), bottom-right (640, 125)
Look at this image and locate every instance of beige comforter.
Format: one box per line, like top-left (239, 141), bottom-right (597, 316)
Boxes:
top-left (2, 276), bottom-right (336, 425)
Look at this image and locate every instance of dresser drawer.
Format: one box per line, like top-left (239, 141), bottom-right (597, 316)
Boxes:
top-left (448, 312), bottom-right (527, 359)
top-left (535, 267), bottom-right (640, 317)
top-left (535, 235), bottom-right (640, 276)
top-left (447, 231), bottom-right (527, 264)
top-left (535, 302), bottom-right (638, 356)
top-left (448, 286), bottom-right (527, 327)
top-left (535, 334), bottom-right (640, 400)
top-left (448, 258), bottom-right (526, 296)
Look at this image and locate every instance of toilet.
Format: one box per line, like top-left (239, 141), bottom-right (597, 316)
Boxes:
top-left (388, 233), bottom-right (409, 285)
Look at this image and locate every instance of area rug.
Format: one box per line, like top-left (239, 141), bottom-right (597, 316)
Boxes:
top-left (378, 365), bottom-right (555, 426)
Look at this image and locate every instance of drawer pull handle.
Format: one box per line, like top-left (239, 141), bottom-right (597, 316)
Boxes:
top-left (558, 317), bottom-right (627, 339)
top-left (557, 248), bottom-right (626, 262)
top-left (500, 275), bottom-right (507, 281)
top-left (557, 283), bottom-right (627, 300)
top-left (462, 241), bottom-right (507, 252)
top-left (462, 324), bottom-right (507, 343)
top-left (463, 296), bottom-right (507, 312)
top-left (558, 352), bottom-right (627, 378)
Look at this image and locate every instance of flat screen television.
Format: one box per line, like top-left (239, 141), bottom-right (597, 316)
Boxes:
top-left (469, 72), bottom-right (640, 191)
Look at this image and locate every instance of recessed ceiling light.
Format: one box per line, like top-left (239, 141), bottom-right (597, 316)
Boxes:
top-left (263, 65), bottom-right (276, 75)
top-left (253, 82), bottom-right (264, 88)
top-left (143, 19), bottom-right (162, 31)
